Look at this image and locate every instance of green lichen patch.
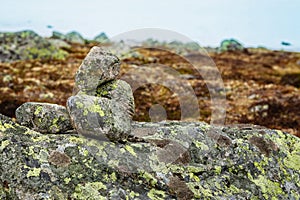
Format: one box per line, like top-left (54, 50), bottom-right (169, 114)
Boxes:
top-left (147, 189), bottom-right (166, 200)
top-left (283, 141), bottom-right (300, 170)
top-left (26, 168), bottom-right (41, 178)
top-left (0, 140), bottom-right (10, 152)
top-left (72, 182), bottom-right (107, 200)
top-left (251, 175), bottom-right (284, 199)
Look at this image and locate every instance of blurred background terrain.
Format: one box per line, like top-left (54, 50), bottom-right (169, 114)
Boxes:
top-left (0, 0), bottom-right (299, 137)
top-left (0, 30), bottom-right (299, 137)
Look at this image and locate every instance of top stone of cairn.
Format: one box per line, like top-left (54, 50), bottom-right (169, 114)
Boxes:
top-left (75, 46), bottom-right (120, 94)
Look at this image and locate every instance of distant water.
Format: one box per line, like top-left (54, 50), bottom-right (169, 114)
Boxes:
top-left (0, 0), bottom-right (299, 52)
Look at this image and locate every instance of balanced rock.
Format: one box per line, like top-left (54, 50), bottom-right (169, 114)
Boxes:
top-left (67, 94), bottom-right (131, 141)
top-left (75, 46), bottom-right (120, 95)
top-left (16, 102), bottom-right (73, 134)
top-left (68, 47), bottom-right (134, 142)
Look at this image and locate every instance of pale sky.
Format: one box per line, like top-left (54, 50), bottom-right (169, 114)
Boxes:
top-left (0, 0), bottom-right (299, 50)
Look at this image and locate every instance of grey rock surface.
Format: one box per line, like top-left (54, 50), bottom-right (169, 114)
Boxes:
top-left (0, 114), bottom-right (299, 199)
top-left (67, 94), bottom-right (131, 141)
top-left (15, 102), bottom-right (73, 134)
top-left (75, 46), bottom-right (120, 94)
top-left (95, 80), bottom-right (135, 118)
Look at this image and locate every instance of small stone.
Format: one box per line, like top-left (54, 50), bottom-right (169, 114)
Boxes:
top-left (15, 102), bottom-right (73, 134)
top-left (75, 47), bottom-right (120, 94)
top-left (67, 94), bottom-right (131, 141)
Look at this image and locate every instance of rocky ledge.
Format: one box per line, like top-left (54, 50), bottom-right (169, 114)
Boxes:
top-left (1, 46), bottom-right (299, 199)
top-left (0, 113), bottom-right (300, 199)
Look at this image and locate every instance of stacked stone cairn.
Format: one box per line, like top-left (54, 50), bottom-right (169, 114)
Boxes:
top-left (16, 46), bottom-right (135, 142)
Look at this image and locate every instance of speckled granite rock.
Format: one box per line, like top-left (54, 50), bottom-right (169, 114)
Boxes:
top-left (15, 102), bottom-right (73, 134)
top-left (75, 46), bottom-right (120, 95)
top-left (1, 114), bottom-right (299, 199)
top-left (67, 94), bottom-right (131, 141)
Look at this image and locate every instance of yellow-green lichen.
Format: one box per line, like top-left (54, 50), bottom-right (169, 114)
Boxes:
top-left (27, 146), bottom-right (38, 159)
top-left (228, 184), bottom-right (240, 193)
top-left (69, 136), bottom-right (85, 144)
top-left (214, 166), bottom-right (222, 175)
top-left (76, 101), bottom-right (84, 109)
top-left (31, 135), bottom-right (49, 143)
top-left (0, 123), bottom-right (15, 132)
top-left (34, 106), bottom-right (43, 115)
top-left (80, 148), bottom-right (89, 157)
top-left (83, 109), bottom-right (88, 116)
top-left (0, 140), bottom-right (10, 151)
top-left (23, 129), bottom-right (38, 135)
top-left (87, 104), bottom-right (105, 117)
top-left (125, 145), bottom-right (137, 157)
top-left (253, 157), bottom-right (269, 174)
top-left (189, 172), bottom-right (200, 182)
top-left (194, 141), bottom-right (209, 151)
top-left (72, 182), bottom-right (107, 200)
top-left (147, 189), bottom-right (166, 200)
top-left (186, 165), bottom-right (205, 173)
top-left (140, 171), bottom-right (158, 186)
top-left (283, 142), bottom-right (300, 170)
top-left (110, 172), bottom-right (117, 182)
top-left (27, 168), bottom-right (41, 178)
top-left (128, 191), bottom-right (140, 198)
top-left (64, 177), bottom-right (71, 184)
top-left (252, 175), bottom-right (284, 198)
top-left (102, 172), bottom-right (117, 182)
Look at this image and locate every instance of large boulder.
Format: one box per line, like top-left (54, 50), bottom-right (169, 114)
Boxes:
top-left (0, 30), bottom-right (68, 62)
top-left (0, 114), bottom-right (299, 199)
